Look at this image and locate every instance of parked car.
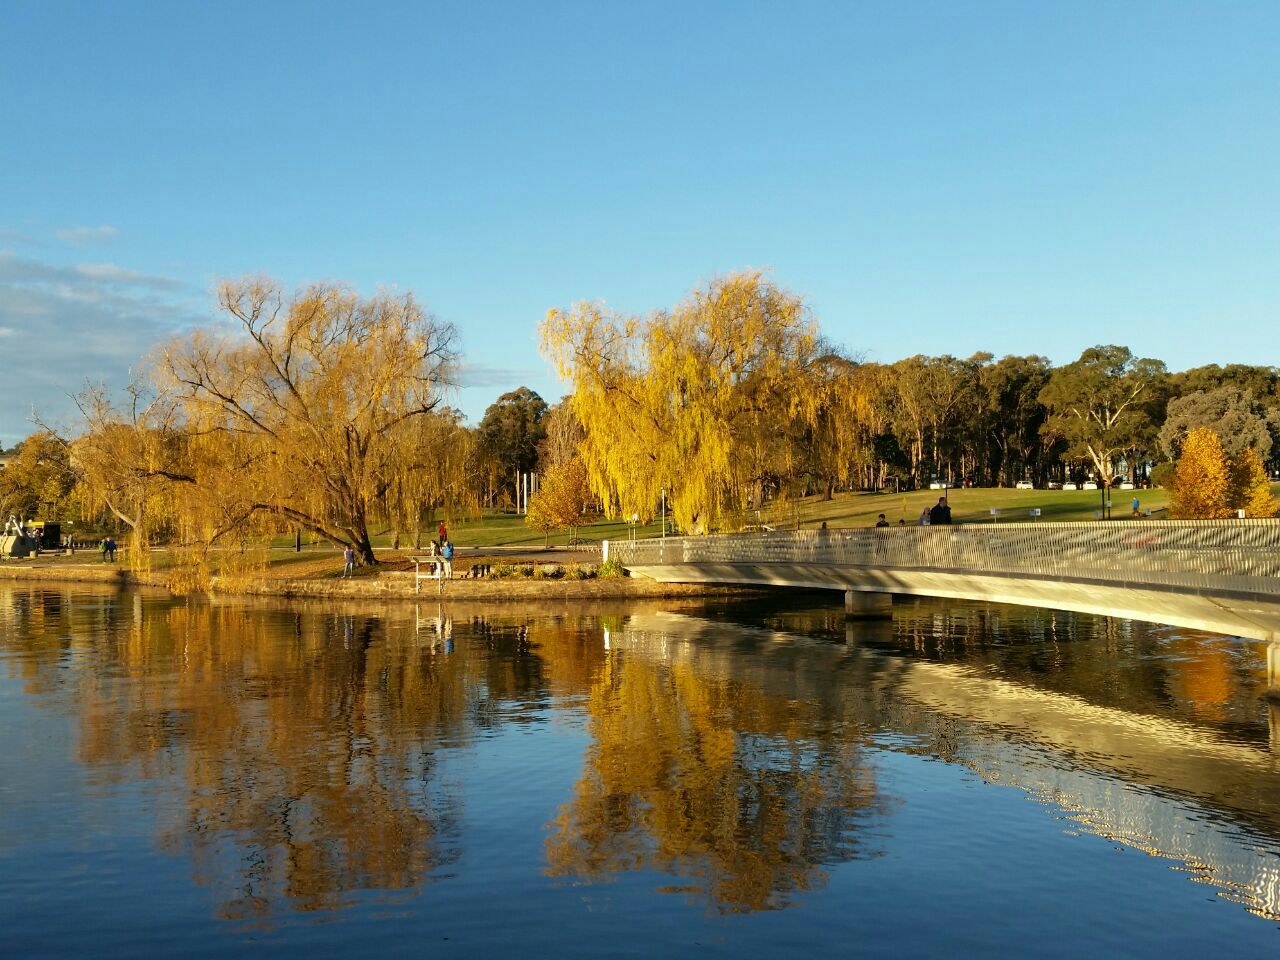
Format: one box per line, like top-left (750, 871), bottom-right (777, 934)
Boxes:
top-left (1082, 481), bottom-right (1099, 490)
top-left (1062, 482), bottom-right (1078, 491)
top-left (1047, 481), bottom-right (1062, 490)
top-left (1015, 480), bottom-right (1034, 490)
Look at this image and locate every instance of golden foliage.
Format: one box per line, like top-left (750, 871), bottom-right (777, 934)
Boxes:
top-left (1228, 445), bottom-right (1278, 518)
top-left (1170, 427), bottom-right (1232, 519)
top-left (525, 457), bottom-right (594, 543)
top-left (76, 278), bottom-right (461, 578)
top-left (542, 642), bottom-right (878, 912)
top-left (541, 271), bottom-right (853, 532)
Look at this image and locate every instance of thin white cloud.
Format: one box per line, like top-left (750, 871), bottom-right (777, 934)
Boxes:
top-left (0, 252), bottom-right (185, 292)
top-left (456, 362), bottom-right (546, 389)
top-left (0, 250), bottom-right (204, 445)
top-left (55, 224), bottom-right (119, 245)
top-left (75, 262), bottom-right (184, 290)
top-left (0, 227), bottom-right (36, 246)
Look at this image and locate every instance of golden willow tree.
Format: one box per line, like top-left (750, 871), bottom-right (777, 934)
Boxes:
top-left (161, 278), bottom-right (459, 565)
top-left (380, 407), bottom-right (478, 549)
top-left (541, 271), bottom-right (856, 533)
top-left (70, 381), bottom-right (201, 571)
top-left (78, 278), bottom-right (459, 571)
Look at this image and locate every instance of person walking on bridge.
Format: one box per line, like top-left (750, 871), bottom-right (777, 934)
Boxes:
top-left (929, 497), bottom-right (952, 525)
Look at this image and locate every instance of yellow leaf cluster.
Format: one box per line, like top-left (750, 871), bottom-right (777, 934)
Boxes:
top-left (1170, 428), bottom-right (1231, 519)
top-left (1171, 427), bottom-right (1277, 518)
top-left (525, 457), bottom-right (594, 543)
top-left (540, 271), bottom-right (865, 532)
top-left (1228, 445), bottom-right (1279, 518)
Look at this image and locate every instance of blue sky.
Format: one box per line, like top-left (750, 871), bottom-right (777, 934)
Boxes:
top-left (1, 0), bottom-right (1277, 444)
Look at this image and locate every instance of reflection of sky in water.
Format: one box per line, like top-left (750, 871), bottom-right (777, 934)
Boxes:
top-left (2, 586), bottom-right (1280, 957)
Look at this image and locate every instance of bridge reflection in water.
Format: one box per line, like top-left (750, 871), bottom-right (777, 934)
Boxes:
top-left (610, 602), bottom-right (1280, 919)
top-left (610, 521), bottom-right (1280, 642)
top-left (3, 585), bottom-right (1280, 936)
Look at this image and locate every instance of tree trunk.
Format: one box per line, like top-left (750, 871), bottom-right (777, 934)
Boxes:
top-left (354, 528), bottom-right (376, 566)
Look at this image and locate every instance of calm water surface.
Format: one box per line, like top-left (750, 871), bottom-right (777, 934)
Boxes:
top-left (3, 585), bottom-right (1280, 957)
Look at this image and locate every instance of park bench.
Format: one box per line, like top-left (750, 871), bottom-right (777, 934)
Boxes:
top-left (410, 556), bottom-right (448, 594)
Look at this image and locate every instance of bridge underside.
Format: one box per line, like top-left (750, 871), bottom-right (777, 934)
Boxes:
top-left (626, 562), bottom-right (1280, 643)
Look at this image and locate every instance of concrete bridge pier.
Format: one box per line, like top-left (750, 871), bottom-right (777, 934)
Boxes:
top-left (845, 590), bottom-right (892, 619)
top-left (1266, 644), bottom-right (1280, 755)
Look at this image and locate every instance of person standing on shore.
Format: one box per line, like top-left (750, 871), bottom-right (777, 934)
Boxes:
top-left (342, 545), bottom-right (355, 578)
top-left (441, 539), bottom-right (454, 580)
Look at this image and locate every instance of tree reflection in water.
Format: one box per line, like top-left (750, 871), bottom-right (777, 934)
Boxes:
top-left (5, 590), bottom-right (470, 922)
top-left (542, 649), bottom-right (881, 912)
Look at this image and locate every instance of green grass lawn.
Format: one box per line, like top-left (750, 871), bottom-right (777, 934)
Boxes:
top-left (386, 482), bottom-right (1279, 545)
top-left (782, 484), bottom-right (1174, 528)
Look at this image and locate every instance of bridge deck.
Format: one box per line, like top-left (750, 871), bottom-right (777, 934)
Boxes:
top-left (609, 521), bottom-right (1280, 642)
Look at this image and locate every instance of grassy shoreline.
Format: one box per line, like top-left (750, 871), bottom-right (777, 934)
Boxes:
top-left (0, 560), bottom-right (760, 602)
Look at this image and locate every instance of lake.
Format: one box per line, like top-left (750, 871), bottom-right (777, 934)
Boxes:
top-left (2, 584), bottom-right (1279, 957)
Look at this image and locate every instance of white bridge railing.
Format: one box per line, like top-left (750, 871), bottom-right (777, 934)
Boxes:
top-left (607, 520), bottom-right (1280, 599)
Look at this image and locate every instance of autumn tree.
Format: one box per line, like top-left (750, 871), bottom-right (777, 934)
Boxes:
top-left (151, 278), bottom-right (458, 565)
top-left (0, 430), bottom-right (79, 522)
top-left (1228, 446), bottom-right (1278, 518)
top-left (381, 408), bottom-right (478, 549)
top-left (541, 271), bottom-right (822, 533)
top-left (69, 380), bottom-right (199, 567)
top-left (1039, 345), bottom-right (1166, 486)
top-left (792, 351), bottom-right (878, 499)
top-left (1169, 427), bottom-right (1232, 519)
top-left (524, 457), bottom-right (594, 544)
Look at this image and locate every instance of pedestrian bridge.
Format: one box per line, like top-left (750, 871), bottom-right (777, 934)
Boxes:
top-left (606, 520), bottom-right (1280, 643)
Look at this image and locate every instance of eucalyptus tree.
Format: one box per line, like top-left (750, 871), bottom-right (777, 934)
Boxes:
top-left (981, 355), bottom-right (1052, 485)
top-left (1158, 386), bottom-right (1280, 462)
top-left (476, 386), bottom-right (548, 507)
top-left (1038, 345), bottom-right (1166, 486)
